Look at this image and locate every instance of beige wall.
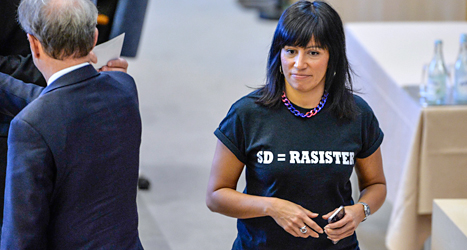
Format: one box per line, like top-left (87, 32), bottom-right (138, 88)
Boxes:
top-left (290, 0), bottom-right (466, 22)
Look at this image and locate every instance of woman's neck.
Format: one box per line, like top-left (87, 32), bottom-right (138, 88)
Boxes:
top-left (284, 84), bottom-right (325, 109)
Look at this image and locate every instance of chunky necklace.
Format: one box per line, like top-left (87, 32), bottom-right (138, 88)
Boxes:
top-left (281, 91), bottom-right (329, 118)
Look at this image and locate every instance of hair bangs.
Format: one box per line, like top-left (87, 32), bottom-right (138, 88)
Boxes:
top-left (276, 6), bottom-right (329, 50)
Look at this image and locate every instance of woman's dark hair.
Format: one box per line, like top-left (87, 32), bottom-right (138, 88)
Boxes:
top-left (256, 0), bottom-right (358, 120)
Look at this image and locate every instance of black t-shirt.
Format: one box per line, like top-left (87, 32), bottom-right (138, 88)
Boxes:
top-left (214, 91), bottom-right (384, 250)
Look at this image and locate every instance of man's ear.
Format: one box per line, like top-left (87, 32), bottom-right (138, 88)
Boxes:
top-left (27, 34), bottom-right (42, 59)
top-left (93, 28), bottom-right (99, 48)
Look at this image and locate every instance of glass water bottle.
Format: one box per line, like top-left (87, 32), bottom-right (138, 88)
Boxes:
top-left (454, 34), bottom-right (467, 104)
top-left (425, 40), bottom-right (449, 105)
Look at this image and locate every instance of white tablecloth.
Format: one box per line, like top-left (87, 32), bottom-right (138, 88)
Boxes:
top-left (345, 22), bottom-right (467, 250)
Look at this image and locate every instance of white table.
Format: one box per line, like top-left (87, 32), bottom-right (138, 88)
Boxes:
top-left (432, 199), bottom-right (467, 250)
top-left (345, 22), bottom-right (467, 250)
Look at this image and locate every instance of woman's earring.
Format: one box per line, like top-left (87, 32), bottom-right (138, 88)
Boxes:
top-left (279, 66), bottom-right (283, 74)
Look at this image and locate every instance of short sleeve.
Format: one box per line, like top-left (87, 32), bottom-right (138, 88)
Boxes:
top-left (214, 103), bottom-right (248, 164)
top-left (355, 96), bottom-right (384, 158)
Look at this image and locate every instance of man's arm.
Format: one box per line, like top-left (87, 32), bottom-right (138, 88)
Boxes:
top-left (0, 55), bottom-right (47, 87)
top-left (0, 72), bottom-right (43, 116)
top-left (0, 55), bottom-right (128, 117)
top-left (1, 118), bottom-right (54, 249)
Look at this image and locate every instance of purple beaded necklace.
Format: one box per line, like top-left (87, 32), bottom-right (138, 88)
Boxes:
top-left (281, 91), bottom-right (329, 118)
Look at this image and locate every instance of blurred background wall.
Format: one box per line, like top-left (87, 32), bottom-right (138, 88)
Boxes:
top-left (321, 0), bottom-right (466, 22)
top-left (250, 0), bottom-right (467, 21)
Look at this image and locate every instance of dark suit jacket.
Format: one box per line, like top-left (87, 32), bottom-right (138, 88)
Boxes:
top-left (0, 0), bottom-right (47, 137)
top-left (0, 65), bottom-right (143, 249)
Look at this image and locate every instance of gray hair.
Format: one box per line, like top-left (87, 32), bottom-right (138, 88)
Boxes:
top-left (18, 0), bottom-right (98, 60)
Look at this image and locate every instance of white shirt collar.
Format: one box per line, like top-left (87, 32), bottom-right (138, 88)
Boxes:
top-left (47, 62), bottom-right (90, 86)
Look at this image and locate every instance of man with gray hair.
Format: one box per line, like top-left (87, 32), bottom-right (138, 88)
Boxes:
top-left (0, 0), bottom-right (143, 248)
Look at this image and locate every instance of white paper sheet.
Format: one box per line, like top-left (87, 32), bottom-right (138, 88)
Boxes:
top-left (91, 33), bottom-right (125, 69)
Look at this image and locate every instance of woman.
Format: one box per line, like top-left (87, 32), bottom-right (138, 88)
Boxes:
top-left (206, 1), bottom-right (386, 249)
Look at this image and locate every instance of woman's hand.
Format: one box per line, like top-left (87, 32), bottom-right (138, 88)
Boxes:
top-left (323, 147), bottom-right (387, 244)
top-left (207, 141), bottom-right (322, 239)
top-left (267, 198), bottom-right (324, 238)
top-left (322, 204), bottom-right (365, 243)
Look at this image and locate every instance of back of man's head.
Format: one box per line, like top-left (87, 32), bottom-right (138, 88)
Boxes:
top-left (18, 0), bottom-right (98, 60)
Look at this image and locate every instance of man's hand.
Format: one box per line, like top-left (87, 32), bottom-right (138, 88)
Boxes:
top-left (99, 58), bottom-right (128, 73)
top-left (89, 52), bottom-right (129, 73)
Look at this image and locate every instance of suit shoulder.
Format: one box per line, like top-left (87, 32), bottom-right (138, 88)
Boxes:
top-left (99, 72), bottom-right (138, 94)
top-left (101, 71), bottom-right (134, 80)
top-left (11, 101), bottom-right (47, 134)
